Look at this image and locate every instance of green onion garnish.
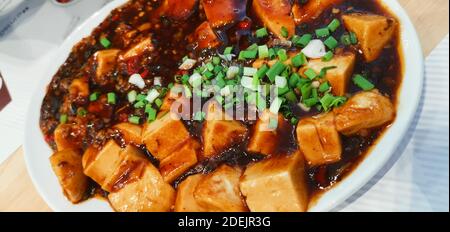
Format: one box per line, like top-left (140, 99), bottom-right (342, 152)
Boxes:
top-left (289, 73), bottom-right (301, 88)
top-left (256, 27), bottom-right (269, 38)
top-left (239, 50), bottom-right (258, 60)
top-left (281, 26), bottom-right (289, 38)
top-left (212, 56), bottom-right (221, 65)
top-left (107, 92), bottom-right (116, 105)
top-left (320, 93), bottom-right (336, 111)
top-left (284, 90), bottom-right (298, 103)
top-left (77, 108), bottom-right (87, 117)
top-left (315, 28), bottom-right (330, 38)
top-left (258, 45), bottom-right (269, 59)
top-left (277, 49), bottom-right (288, 62)
top-left (304, 97), bottom-right (319, 107)
top-left (136, 93), bottom-right (146, 102)
top-left (193, 111), bottom-right (206, 121)
top-left (224, 46), bottom-right (233, 55)
top-left (134, 101), bottom-right (146, 109)
top-left (327, 19), bottom-right (341, 32)
top-left (350, 32), bottom-right (358, 44)
top-left (129, 116), bottom-right (141, 125)
top-left (340, 34), bottom-right (352, 46)
top-left (89, 92), bottom-right (99, 102)
top-left (304, 68), bottom-right (317, 80)
top-left (353, 74), bottom-right (375, 90)
top-left (324, 36), bottom-right (339, 50)
top-left (297, 34), bottom-right (313, 47)
top-left (319, 82), bottom-right (331, 93)
top-left (322, 51), bottom-right (334, 61)
top-left (155, 98), bottom-right (163, 108)
top-left (291, 53), bottom-right (307, 67)
top-left (100, 37), bottom-right (111, 48)
top-left (60, 114), bottom-right (68, 124)
top-left (266, 61), bottom-right (286, 83)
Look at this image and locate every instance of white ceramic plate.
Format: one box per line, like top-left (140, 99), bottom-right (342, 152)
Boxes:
top-left (24, 0), bottom-right (424, 212)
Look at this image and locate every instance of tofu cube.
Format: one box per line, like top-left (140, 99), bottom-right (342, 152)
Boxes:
top-left (292, 0), bottom-right (343, 24)
top-left (159, 139), bottom-right (200, 183)
top-left (202, 102), bottom-right (248, 158)
top-left (240, 151), bottom-right (309, 212)
top-left (158, 0), bottom-right (198, 20)
top-left (334, 90), bottom-right (395, 135)
top-left (253, 0), bottom-right (295, 39)
top-left (54, 124), bottom-right (83, 151)
top-left (142, 112), bottom-right (191, 160)
top-left (190, 21), bottom-right (221, 50)
top-left (301, 53), bottom-right (356, 96)
top-left (113, 122), bottom-right (143, 145)
top-left (247, 111), bottom-right (288, 156)
top-left (202, 0), bottom-right (247, 27)
top-left (193, 165), bottom-right (246, 212)
top-left (50, 149), bottom-right (89, 203)
top-left (174, 174), bottom-right (206, 212)
top-left (343, 13), bottom-right (398, 62)
top-left (108, 162), bottom-right (176, 212)
top-left (296, 112), bottom-right (342, 166)
top-left (94, 49), bottom-right (120, 78)
top-left (121, 37), bottom-right (154, 60)
top-left (82, 140), bottom-right (123, 187)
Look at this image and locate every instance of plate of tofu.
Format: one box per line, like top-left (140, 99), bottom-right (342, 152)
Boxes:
top-left (24, 0), bottom-right (423, 212)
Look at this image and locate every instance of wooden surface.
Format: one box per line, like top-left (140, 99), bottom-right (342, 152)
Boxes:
top-left (0, 0), bottom-right (448, 212)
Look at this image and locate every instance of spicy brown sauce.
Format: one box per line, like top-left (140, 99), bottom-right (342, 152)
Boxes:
top-left (40, 0), bottom-right (403, 204)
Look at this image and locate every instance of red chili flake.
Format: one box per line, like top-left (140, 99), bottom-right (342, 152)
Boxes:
top-left (315, 166), bottom-right (329, 187)
top-left (44, 134), bottom-right (54, 143)
top-left (175, 70), bottom-right (189, 76)
top-left (127, 56), bottom-right (141, 74)
top-left (237, 19), bottom-right (252, 31)
top-left (118, 113), bottom-right (129, 123)
top-left (140, 69), bottom-right (149, 79)
top-left (111, 14), bottom-right (120, 21)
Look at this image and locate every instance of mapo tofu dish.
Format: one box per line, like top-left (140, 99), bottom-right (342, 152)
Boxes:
top-left (40, 0), bottom-right (402, 212)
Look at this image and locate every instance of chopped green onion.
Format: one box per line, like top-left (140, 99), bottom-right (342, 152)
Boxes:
top-left (224, 46), bottom-right (233, 55)
top-left (269, 97), bottom-right (284, 114)
top-left (291, 53), bottom-right (307, 67)
top-left (268, 48), bottom-right (277, 59)
top-left (256, 27), bottom-right (269, 38)
top-left (277, 49), bottom-right (288, 62)
top-left (301, 84), bottom-right (313, 99)
top-left (275, 75), bottom-right (288, 88)
top-left (146, 107), bottom-right (157, 122)
top-left (324, 36), bottom-right (339, 50)
top-left (350, 32), bottom-right (358, 44)
top-left (244, 67), bottom-right (257, 77)
top-left (340, 34), bottom-right (352, 46)
top-left (256, 64), bottom-right (269, 79)
top-left (289, 73), bottom-right (301, 88)
top-left (239, 50), bottom-right (258, 60)
top-left (89, 92), bottom-right (99, 102)
top-left (316, 27), bottom-right (330, 38)
top-left (318, 66), bottom-right (337, 78)
top-left (284, 90), bottom-right (298, 103)
top-left (107, 92), bottom-right (116, 105)
top-left (304, 68), bottom-right (317, 80)
top-left (247, 43), bottom-right (259, 51)
top-left (297, 34), bottom-right (313, 47)
top-left (100, 37), bottom-right (111, 48)
top-left (127, 91), bottom-right (137, 103)
top-left (290, 117), bottom-right (299, 125)
top-left (184, 85), bottom-right (192, 98)
top-left (258, 45), bottom-right (269, 59)
top-left (212, 56), bottom-right (221, 65)
top-left (134, 100), bottom-right (146, 109)
top-left (136, 93), bottom-right (147, 102)
top-left (155, 98), bottom-right (163, 108)
top-left (189, 73), bottom-right (203, 88)
top-left (77, 108), bottom-right (87, 117)
top-left (322, 51), bottom-right (334, 61)
top-left (128, 116), bottom-right (141, 125)
top-left (353, 74), bottom-right (375, 90)
top-left (205, 62), bottom-right (214, 71)
top-left (60, 114), bottom-right (68, 124)
top-left (319, 82), bottom-right (331, 93)
top-left (194, 111), bottom-right (206, 121)
top-left (304, 97), bottom-right (319, 107)
top-left (320, 93), bottom-right (336, 111)
top-left (281, 26), bottom-right (289, 38)
top-left (327, 19), bottom-right (341, 32)
top-left (266, 61), bottom-right (286, 83)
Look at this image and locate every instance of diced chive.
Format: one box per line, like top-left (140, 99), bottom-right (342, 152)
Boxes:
top-left (353, 74), bottom-right (375, 90)
top-left (350, 32), bottom-right (358, 44)
top-left (256, 95), bottom-right (267, 111)
top-left (320, 93), bottom-right (336, 111)
top-left (340, 34), bottom-right (352, 46)
top-left (284, 90), bottom-right (298, 103)
top-left (224, 46), bottom-right (233, 55)
top-left (268, 48), bottom-right (277, 59)
top-left (107, 92), bottom-right (116, 105)
top-left (318, 66), bottom-right (337, 78)
top-left (276, 49), bottom-right (287, 62)
top-left (269, 97), bottom-right (284, 114)
top-left (155, 98), bottom-right (163, 108)
top-left (88, 92), bottom-right (98, 102)
top-left (127, 91), bottom-right (136, 103)
top-left (291, 53), bottom-right (306, 67)
top-left (205, 62), bottom-right (214, 71)
top-left (168, 83), bottom-right (174, 89)
top-left (324, 36), bottom-right (339, 50)
top-left (128, 116), bottom-right (141, 125)
top-left (216, 76), bottom-right (226, 88)
top-left (316, 27), bottom-right (330, 38)
top-left (193, 111), bottom-right (206, 121)
top-left (59, 114), bottom-right (68, 124)
top-left (204, 70), bottom-right (214, 79)
top-left (304, 68), bottom-right (317, 80)
top-left (281, 26), bottom-right (289, 38)
top-left (256, 27), bottom-right (269, 38)
top-left (304, 97), bottom-right (319, 107)
top-left (100, 37), bottom-right (111, 48)
top-left (322, 51), bottom-right (334, 61)
top-left (247, 43), bottom-right (259, 51)
top-left (319, 82), bottom-right (331, 93)
top-left (290, 117), bottom-right (299, 125)
top-left (146, 107), bottom-right (157, 122)
top-left (301, 84), bottom-right (312, 99)
top-left (312, 88), bottom-right (318, 99)
top-left (244, 67), bottom-right (257, 77)
top-left (213, 65), bottom-right (223, 74)
top-left (77, 108), bottom-right (87, 117)
top-left (134, 100), bottom-right (146, 109)
top-left (256, 64), bottom-right (269, 79)
top-left (136, 93), bottom-right (146, 102)
top-left (184, 85), bottom-right (193, 98)
top-left (289, 73), bottom-right (301, 88)
top-left (266, 61), bottom-right (286, 83)
top-left (327, 19), bottom-right (341, 32)
top-left (330, 96), bottom-right (347, 108)
top-left (182, 56), bottom-right (189, 62)
top-left (212, 56), bottom-right (221, 65)
top-left (239, 50), bottom-right (258, 60)
top-left (297, 34), bottom-right (313, 47)
top-left (258, 45), bottom-right (269, 59)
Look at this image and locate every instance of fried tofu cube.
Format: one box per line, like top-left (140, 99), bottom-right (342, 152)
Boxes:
top-left (122, 37), bottom-right (154, 60)
top-left (193, 165), bottom-right (246, 212)
top-left (113, 123), bottom-right (142, 145)
top-left (190, 21), bottom-right (221, 50)
top-left (301, 53), bottom-right (356, 96)
top-left (102, 145), bottom-right (148, 192)
top-left (157, 0), bottom-right (198, 20)
top-left (240, 151), bottom-right (309, 212)
top-left (202, 102), bottom-right (247, 158)
top-left (334, 90), bottom-right (395, 136)
top-left (296, 112), bottom-right (342, 166)
top-left (159, 139), bottom-right (200, 183)
top-left (247, 111), bottom-right (288, 156)
top-left (292, 0), bottom-right (343, 24)
top-left (253, 0), bottom-right (295, 39)
top-left (82, 140), bottom-right (123, 186)
top-left (174, 174), bottom-right (206, 212)
top-left (142, 112), bottom-right (191, 160)
top-left (54, 124), bottom-right (83, 151)
top-left (108, 162), bottom-right (176, 212)
top-left (202, 0), bottom-right (247, 27)
top-left (50, 149), bottom-right (89, 203)
top-left (94, 49), bottom-right (120, 78)
top-left (343, 13), bottom-right (398, 62)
